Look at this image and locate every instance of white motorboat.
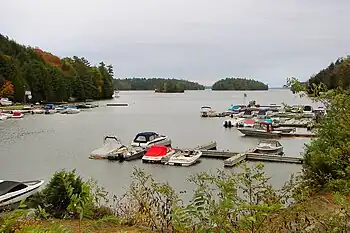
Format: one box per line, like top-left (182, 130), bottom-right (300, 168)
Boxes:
top-left (0, 98), bottom-right (12, 106)
top-left (112, 90), bottom-right (120, 98)
top-left (65, 107), bottom-right (80, 114)
top-left (90, 136), bottom-right (127, 159)
top-left (130, 132), bottom-right (171, 148)
top-left (142, 145), bottom-right (176, 163)
top-left (0, 180), bottom-right (44, 210)
top-left (303, 105), bottom-right (315, 118)
top-left (31, 109), bottom-right (44, 114)
top-left (255, 140), bottom-right (284, 155)
top-left (166, 149), bottom-right (202, 167)
top-left (200, 106), bottom-right (216, 117)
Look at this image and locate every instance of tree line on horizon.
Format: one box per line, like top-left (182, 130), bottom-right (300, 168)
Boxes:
top-left (0, 34), bottom-right (114, 103)
top-left (113, 78), bottom-right (205, 92)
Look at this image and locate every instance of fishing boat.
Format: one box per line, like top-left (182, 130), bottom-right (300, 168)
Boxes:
top-left (0, 180), bottom-right (44, 210)
top-left (142, 145), bottom-right (176, 163)
top-left (90, 136), bottom-right (127, 159)
top-left (166, 149), bottom-right (202, 166)
top-left (255, 140), bottom-right (284, 155)
top-left (0, 98), bottom-right (12, 106)
top-left (130, 132), bottom-right (171, 148)
top-left (200, 106), bottom-right (216, 117)
top-left (237, 122), bottom-right (282, 138)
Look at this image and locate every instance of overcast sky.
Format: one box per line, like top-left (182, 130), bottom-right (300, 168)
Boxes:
top-left (1, 0), bottom-right (349, 86)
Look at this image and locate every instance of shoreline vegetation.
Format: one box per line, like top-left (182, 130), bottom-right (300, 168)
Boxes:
top-left (0, 34), bottom-right (114, 103)
top-left (113, 78), bottom-right (204, 93)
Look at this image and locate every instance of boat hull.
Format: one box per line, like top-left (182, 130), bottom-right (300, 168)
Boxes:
top-left (238, 128), bottom-right (281, 137)
top-left (0, 180), bottom-right (44, 209)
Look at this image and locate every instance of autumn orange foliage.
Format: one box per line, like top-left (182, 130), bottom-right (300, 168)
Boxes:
top-left (0, 80), bottom-right (15, 98)
top-left (34, 48), bottom-right (61, 68)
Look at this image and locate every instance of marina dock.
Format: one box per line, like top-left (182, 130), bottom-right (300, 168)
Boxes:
top-left (200, 149), bottom-right (303, 167)
top-left (281, 132), bottom-right (316, 138)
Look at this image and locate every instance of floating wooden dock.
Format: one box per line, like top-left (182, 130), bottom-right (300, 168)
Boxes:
top-left (281, 132), bottom-right (316, 138)
top-left (200, 150), bottom-right (303, 167)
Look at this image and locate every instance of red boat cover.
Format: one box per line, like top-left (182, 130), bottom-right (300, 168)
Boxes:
top-left (145, 145), bottom-right (170, 157)
top-left (244, 119), bottom-right (255, 124)
top-left (13, 111), bottom-right (21, 116)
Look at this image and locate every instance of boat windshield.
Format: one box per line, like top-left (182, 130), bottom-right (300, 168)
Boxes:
top-left (0, 181), bottom-right (27, 196)
top-left (134, 135), bottom-right (147, 143)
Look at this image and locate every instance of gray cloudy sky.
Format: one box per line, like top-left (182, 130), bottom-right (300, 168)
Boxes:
top-left (1, 0), bottom-right (349, 86)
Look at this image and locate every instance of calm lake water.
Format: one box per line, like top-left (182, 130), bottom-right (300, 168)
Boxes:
top-left (0, 90), bottom-right (317, 198)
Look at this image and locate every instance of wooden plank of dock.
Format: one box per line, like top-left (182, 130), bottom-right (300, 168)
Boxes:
top-left (281, 132), bottom-right (316, 138)
top-left (201, 150), bottom-right (239, 159)
top-left (224, 153), bottom-right (246, 167)
top-left (245, 153), bottom-right (303, 164)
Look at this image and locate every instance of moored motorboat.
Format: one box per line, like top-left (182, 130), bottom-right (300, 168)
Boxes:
top-left (200, 106), bottom-right (216, 117)
top-left (0, 180), bottom-right (44, 210)
top-left (237, 122), bottom-right (282, 138)
top-left (166, 149), bottom-right (202, 166)
top-left (130, 132), bottom-right (171, 148)
top-left (0, 98), bottom-right (12, 106)
top-left (90, 136), bottom-right (127, 159)
top-left (0, 115), bottom-right (8, 120)
top-left (65, 107), bottom-right (80, 114)
top-left (142, 145), bottom-right (176, 163)
top-left (255, 140), bottom-right (284, 155)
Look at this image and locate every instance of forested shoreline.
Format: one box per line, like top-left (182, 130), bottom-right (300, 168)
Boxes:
top-left (0, 34), bottom-right (114, 103)
top-left (113, 78), bottom-right (204, 92)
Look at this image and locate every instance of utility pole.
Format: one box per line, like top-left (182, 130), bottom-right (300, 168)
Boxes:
top-left (23, 85), bottom-right (26, 104)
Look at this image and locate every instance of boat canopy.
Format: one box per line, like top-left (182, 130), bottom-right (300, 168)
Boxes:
top-left (228, 105), bottom-right (240, 111)
top-left (145, 145), bottom-right (169, 157)
top-left (0, 181), bottom-right (27, 196)
top-left (134, 132), bottom-right (159, 143)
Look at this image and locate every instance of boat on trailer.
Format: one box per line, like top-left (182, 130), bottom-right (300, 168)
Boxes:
top-left (0, 180), bottom-right (44, 210)
top-left (90, 136), bottom-right (127, 159)
top-left (142, 145), bottom-right (176, 163)
top-left (131, 132), bottom-right (171, 148)
top-left (166, 149), bottom-right (202, 166)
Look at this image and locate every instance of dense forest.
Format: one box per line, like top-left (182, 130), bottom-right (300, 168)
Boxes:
top-left (113, 78), bottom-right (204, 92)
top-left (0, 34), bottom-right (114, 102)
top-left (307, 56), bottom-right (350, 91)
top-left (211, 78), bottom-right (268, 90)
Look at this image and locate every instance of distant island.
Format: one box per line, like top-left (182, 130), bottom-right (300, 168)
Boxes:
top-left (0, 34), bottom-right (114, 102)
top-left (211, 78), bottom-right (268, 90)
top-left (113, 78), bottom-right (205, 93)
